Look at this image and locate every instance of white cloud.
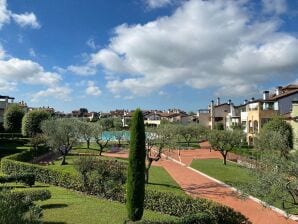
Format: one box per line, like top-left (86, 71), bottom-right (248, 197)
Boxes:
top-left (0, 0), bottom-right (10, 28)
top-left (31, 86), bottom-right (72, 102)
top-left (11, 12), bottom-right (40, 29)
top-left (0, 58), bottom-right (61, 86)
top-left (0, 79), bottom-right (16, 92)
top-left (29, 48), bottom-right (36, 57)
top-left (67, 65), bottom-right (97, 76)
top-left (262, 0), bottom-right (287, 15)
top-left (86, 38), bottom-right (99, 50)
top-left (80, 0), bottom-right (298, 97)
top-left (86, 81), bottom-right (102, 96)
top-left (0, 0), bottom-right (40, 29)
top-left (146, 0), bottom-right (172, 9)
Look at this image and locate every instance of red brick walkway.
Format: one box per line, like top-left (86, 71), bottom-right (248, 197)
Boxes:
top-left (104, 145), bottom-right (297, 224)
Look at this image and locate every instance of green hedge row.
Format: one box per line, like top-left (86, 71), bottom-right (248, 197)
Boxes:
top-left (11, 189), bottom-right (51, 202)
top-left (0, 173), bottom-right (35, 186)
top-left (1, 150), bottom-right (250, 224)
top-left (1, 151), bottom-right (84, 191)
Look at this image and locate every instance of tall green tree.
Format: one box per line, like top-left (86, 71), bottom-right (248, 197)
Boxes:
top-left (3, 104), bottom-right (24, 132)
top-left (208, 129), bottom-right (244, 165)
top-left (22, 110), bottom-right (51, 137)
top-left (127, 109), bottom-right (146, 221)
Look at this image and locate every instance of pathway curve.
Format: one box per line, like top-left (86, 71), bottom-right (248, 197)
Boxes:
top-left (103, 145), bottom-right (297, 224)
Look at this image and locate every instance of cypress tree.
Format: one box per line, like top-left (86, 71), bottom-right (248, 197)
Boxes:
top-left (126, 108), bottom-right (146, 221)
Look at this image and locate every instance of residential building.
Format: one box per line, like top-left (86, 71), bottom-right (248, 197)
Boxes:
top-left (0, 95), bottom-right (15, 125)
top-left (288, 100), bottom-right (298, 150)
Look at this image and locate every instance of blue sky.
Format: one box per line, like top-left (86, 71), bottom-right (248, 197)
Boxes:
top-left (0, 0), bottom-right (297, 113)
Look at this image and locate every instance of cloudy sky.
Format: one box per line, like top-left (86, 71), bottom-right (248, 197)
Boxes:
top-left (0, 0), bottom-right (298, 112)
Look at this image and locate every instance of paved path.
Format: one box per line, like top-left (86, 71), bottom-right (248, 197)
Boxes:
top-left (103, 146), bottom-right (297, 224)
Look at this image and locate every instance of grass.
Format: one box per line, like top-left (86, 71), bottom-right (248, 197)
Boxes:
top-left (190, 159), bottom-right (298, 214)
top-left (190, 159), bottom-right (256, 188)
top-left (0, 182), bottom-right (178, 224)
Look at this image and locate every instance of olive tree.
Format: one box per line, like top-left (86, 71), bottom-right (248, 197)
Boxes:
top-left (255, 117), bottom-right (293, 158)
top-left (208, 129), bottom-right (244, 165)
top-left (41, 118), bottom-right (80, 165)
top-left (144, 124), bottom-right (178, 183)
top-left (3, 104), bottom-right (24, 132)
top-left (176, 124), bottom-right (207, 147)
top-left (245, 151), bottom-right (298, 212)
top-left (91, 122), bottom-right (111, 155)
top-left (77, 120), bottom-right (94, 149)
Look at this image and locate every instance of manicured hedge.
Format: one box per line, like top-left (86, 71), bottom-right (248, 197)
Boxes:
top-left (11, 189), bottom-right (51, 202)
top-left (1, 150), bottom-right (250, 224)
top-left (0, 173), bottom-right (35, 186)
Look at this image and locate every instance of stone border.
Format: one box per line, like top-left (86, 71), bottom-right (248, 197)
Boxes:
top-left (162, 152), bottom-right (298, 222)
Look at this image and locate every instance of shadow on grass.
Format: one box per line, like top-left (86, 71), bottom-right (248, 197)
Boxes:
top-left (43, 222), bottom-right (67, 224)
top-left (148, 182), bottom-right (181, 190)
top-left (41, 203), bottom-right (68, 209)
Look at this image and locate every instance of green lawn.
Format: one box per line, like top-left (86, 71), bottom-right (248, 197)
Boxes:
top-left (190, 159), bottom-right (298, 214)
top-left (190, 159), bottom-right (256, 188)
top-left (0, 182), bottom-right (178, 224)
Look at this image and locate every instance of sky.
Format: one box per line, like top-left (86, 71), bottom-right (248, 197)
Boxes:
top-left (0, 0), bottom-right (298, 113)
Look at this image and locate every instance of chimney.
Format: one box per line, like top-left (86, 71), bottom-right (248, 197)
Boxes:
top-left (263, 91), bottom-right (269, 100)
top-left (216, 97), bottom-right (220, 106)
top-left (275, 86), bottom-right (282, 96)
top-left (228, 99), bottom-right (232, 105)
top-left (244, 99), bottom-right (248, 104)
top-left (250, 97), bottom-right (255, 102)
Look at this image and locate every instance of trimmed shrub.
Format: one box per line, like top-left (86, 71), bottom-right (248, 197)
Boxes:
top-left (127, 109), bottom-right (146, 221)
top-left (0, 173), bottom-right (35, 186)
top-left (11, 189), bottom-right (51, 202)
top-left (0, 189), bottom-right (44, 224)
top-left (3, 104), bottom-right (25, 133)
top-left (75, 156), bottom-right (127, 201)
top-left (22, 110), bottom-right (51, 137)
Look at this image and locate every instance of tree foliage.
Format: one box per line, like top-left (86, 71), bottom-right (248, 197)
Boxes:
top-left (208, 129), bottom-right (244, 165)
top-left (127, 109), bottom-right (146, 221)
top-left (41, 118), bottom-right (80, 165)
top-left (144, 123), bottom-right (178, 183)
top-left (77, 120), bottom-right (94, 149)
top-left (255, 116), bottom-right (293, 157)
top-left (245, 151), bottom-right (298, 212)
top-left (22, 110), bottom-right (51, 137)
top-left (3, 104), bottom-right (25, 132)
top-left (91, 122), bottom-right (111, 155)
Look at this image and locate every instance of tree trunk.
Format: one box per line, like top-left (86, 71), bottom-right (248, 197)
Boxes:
top-left (223, 154), bottom-right (227, 165)
top-left (99, 145), bottom-right (103, 156)
top-left (61, 154), bottom-right (67, 165)
top-left (145, 159), bottom-right (153, 184)
top-left (87, 139), bottom-right (90, 149)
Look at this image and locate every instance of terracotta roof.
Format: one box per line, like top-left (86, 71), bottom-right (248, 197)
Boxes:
top-left (269, 89), bottom-right (298, 100)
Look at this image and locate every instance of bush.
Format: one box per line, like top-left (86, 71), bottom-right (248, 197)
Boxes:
top-left (74, 156), bottom-right (126, 201)
top-left (22, 110), bottom-right (51, 137)
top-left (0, 189), bottom-right (44, 224)
top-left (3, 104), bottom-right (25, 133)
top-left (11, 189), bottom-right (51, 202)
top-left (144, 190), bottom-right (250, 224)
top-left (0, 173), bottom-right (35, 186)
